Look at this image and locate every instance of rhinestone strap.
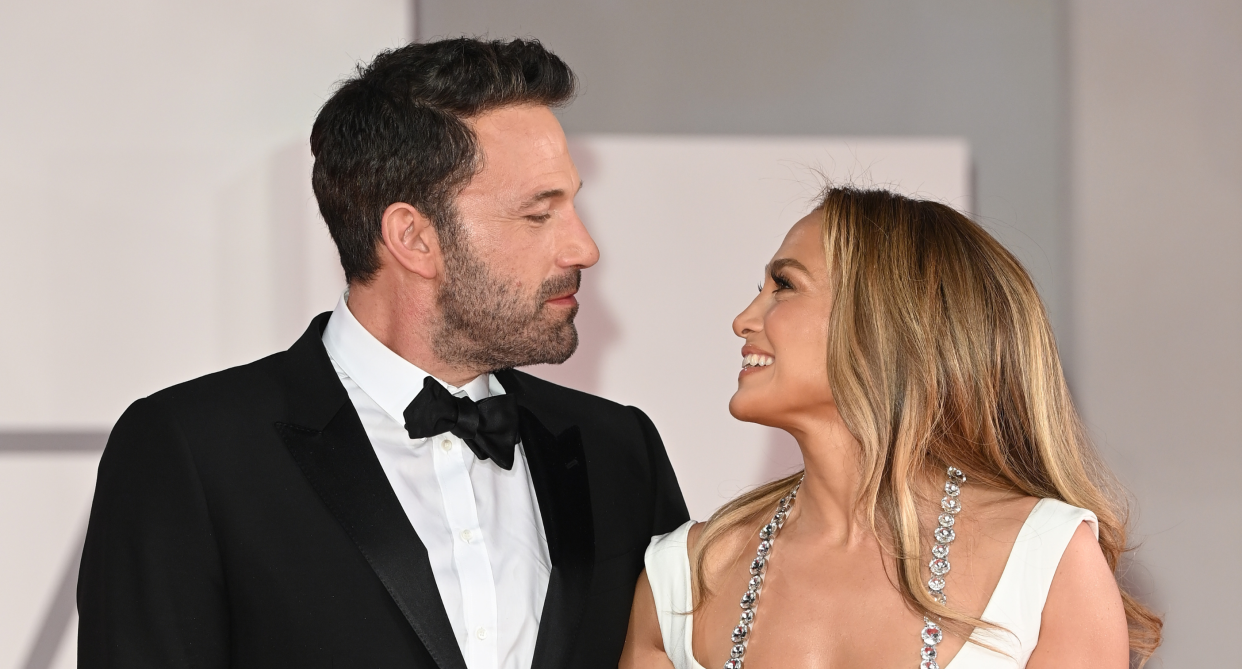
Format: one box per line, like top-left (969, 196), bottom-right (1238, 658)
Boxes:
top-left (920, 466), bottom-right (967, 669)
top-left (721, 477), bottom-right (803, 669)
top-left (719, 467), bottom-right (965, 669)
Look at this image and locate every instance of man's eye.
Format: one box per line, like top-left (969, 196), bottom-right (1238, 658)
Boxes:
top-left (527, 213), bottom-right (552, 223)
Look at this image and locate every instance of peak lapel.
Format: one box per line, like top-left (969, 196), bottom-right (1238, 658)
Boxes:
top-left (516, 404), bottom-right (596, 669)
top-left (276, 315), bottom-right (467, 669)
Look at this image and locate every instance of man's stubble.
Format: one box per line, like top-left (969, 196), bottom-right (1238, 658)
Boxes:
top-left (432, 227), bottom-right (581, 372)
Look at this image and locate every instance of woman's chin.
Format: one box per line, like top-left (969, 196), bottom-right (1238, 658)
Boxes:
top-left (728, 392), bottom-right (777, 426)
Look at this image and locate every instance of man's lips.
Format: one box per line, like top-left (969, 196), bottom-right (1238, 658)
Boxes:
top-left (545, 292), bottom-right (578, 307)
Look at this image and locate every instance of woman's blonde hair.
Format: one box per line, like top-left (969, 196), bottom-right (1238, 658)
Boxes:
top-left (693, 187), bottom-right (1162, 662)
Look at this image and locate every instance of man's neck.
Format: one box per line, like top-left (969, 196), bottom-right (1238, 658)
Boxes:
top-left (345, 280), bottom-right (485, 387)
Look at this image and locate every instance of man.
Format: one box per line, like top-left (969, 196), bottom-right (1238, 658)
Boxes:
top-left (78, 38), bottom-right (688, 668)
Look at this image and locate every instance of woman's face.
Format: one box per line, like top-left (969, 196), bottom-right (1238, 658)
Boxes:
top-left (729, 213), bottom-right (837, 431)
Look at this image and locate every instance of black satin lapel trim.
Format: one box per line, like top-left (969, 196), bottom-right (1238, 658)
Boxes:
top-left (277, 409), bottom-right (467, 669)
top-left (278, 312), bottom-right (347, 431)
top-left (520, 408), bottom-right (595, 669)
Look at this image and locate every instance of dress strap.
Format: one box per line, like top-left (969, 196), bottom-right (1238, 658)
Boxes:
top-left (955, 498), bottom-right (1099, 668)
top-left (644, 520), bottom-right (698, 669)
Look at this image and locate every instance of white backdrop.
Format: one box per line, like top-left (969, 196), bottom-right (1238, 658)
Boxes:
top-left (528, 136), bottom-right (970, 518)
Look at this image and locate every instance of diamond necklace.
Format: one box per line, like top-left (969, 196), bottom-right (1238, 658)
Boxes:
top-left (720, 466), bottom-right (967, 669)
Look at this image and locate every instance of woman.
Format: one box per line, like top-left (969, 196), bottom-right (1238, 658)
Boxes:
top-left (620, 188), bottom-right (1162, 668)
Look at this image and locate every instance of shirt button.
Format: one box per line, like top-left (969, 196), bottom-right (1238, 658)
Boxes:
top-left (476, 627), bottom-right (488, 640)
top-left (440, 439), bottom-right (453, 451)
top-left (460, 529), bottom-right (473, 543)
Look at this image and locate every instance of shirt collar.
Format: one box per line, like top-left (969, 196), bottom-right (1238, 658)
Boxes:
top-left (321, 294), bottom-right (499, 426)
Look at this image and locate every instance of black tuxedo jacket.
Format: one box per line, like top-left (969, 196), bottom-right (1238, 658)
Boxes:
top-left (78, 313), bottom-right (689, 668)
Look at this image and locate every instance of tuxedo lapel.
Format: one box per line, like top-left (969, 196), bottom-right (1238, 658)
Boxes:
top-left (497, 372), bottom-right (596, 669)
top-left (275, 315), bottom-right (467, 669)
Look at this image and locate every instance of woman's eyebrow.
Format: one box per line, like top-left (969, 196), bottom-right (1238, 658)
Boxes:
top-left (769, 258), bottom-right (810, 275)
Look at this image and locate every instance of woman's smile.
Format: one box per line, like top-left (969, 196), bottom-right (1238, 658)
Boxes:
top-left (740, 345), bottom-right (775, 376)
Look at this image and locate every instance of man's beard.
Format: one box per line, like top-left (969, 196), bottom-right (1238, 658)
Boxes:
top-left (432, 238), bottom-right (581, 372)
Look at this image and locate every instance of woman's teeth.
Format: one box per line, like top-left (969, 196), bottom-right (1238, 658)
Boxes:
top-left (743, 354), bottom-right (775, 368)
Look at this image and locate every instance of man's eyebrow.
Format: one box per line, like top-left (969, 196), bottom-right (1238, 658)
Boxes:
top-left (769, 258), bottom-right (810, 275)
top-left (517, 180), bottom-right (584, 210)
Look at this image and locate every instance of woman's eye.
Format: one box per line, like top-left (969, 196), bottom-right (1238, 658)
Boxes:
top-left (527, 212), bottom-right (552, 223)
top-left (772, 273), bottom-right (794, 291)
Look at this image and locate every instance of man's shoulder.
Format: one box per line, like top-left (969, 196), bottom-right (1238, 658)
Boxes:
top-left (142, 350), bottom-right (292, 420)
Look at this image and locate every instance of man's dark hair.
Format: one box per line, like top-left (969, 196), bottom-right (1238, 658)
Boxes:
top-left (310, 38), bottom-right (577, 284)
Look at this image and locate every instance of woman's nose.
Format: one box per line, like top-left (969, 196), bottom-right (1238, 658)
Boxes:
top-left (733, 294), bottom-right (764, 337)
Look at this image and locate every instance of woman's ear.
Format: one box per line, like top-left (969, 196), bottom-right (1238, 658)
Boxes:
top-left (379, 202), bottom-right (440, 280)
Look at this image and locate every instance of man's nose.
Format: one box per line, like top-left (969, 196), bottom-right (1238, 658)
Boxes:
top-left (559, 208), bottom-right (600, 269)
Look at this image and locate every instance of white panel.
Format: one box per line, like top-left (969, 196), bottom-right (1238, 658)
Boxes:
top-left (0, 0), bottom-right (409, 429)
top-left (0, 453), bottom-right (99, 668)
top-left (527, 135), bottom-right (970, 519)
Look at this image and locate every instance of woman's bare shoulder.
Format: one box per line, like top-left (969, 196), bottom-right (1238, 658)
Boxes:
top-left (686, 520), bottom-right (706, 552)
top-left (1026, 521), bottom-right (1129, 668)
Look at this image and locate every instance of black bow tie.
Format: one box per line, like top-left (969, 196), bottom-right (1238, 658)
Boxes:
top-left (403, 376), bottom-right (520, 470)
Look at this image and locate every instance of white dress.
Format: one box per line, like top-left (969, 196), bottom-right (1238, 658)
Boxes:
top-left (644, 498), bottom-right (1098, 669)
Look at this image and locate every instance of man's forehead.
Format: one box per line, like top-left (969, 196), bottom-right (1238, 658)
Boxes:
top-left (470, 104), bottom-right (564, 144)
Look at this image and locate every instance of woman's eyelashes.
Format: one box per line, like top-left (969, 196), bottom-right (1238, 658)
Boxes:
top-left (757, 272), bottom-right (795, 294)
top-left (770, 270), bottom-right (794, 292)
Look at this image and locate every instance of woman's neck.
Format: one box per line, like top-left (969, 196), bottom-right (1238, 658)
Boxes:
top-left (785, 418), bottom-right (874, 548)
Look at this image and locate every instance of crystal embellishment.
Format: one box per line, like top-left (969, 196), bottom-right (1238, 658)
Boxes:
top-left (920, 661), bottom-right (940, 669)
top-left (921, 622), bottom-right (944, 645)
top-left (941, 496), bottom-right (962, 514)
top-left (934, 527), bottom-right (956, 543)
top-left (921, 645), bottom-right (938, 660)
top-left (930, 558), bottom-right (950, 576)
top-left (731, 625), bottom-right (749, 643)
top-left (718, 482), bottom-right (803, 669)
top-left (931, 543), bottom-right (949, 558)
top-left (938, 513), bottom-right (956, 528)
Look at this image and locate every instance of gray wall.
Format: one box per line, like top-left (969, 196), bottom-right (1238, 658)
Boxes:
top-left (1071, 1), bottom-right (1242, 665)
top-left (421, 0), bottom-right (1070, 334)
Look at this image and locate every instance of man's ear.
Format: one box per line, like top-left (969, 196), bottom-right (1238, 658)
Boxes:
top-left (379, 202), bottom-right (440, 280)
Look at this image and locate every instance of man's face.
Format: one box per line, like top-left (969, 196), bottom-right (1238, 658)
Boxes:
top-left (432, 104), bottom-right (599, 371)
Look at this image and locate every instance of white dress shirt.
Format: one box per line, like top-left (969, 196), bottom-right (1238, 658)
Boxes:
top-left (321, 295), bottom-right (551, 669)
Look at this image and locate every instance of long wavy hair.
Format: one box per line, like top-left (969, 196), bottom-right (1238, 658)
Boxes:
top-left (692, 187), bottom-right (1162, 663)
